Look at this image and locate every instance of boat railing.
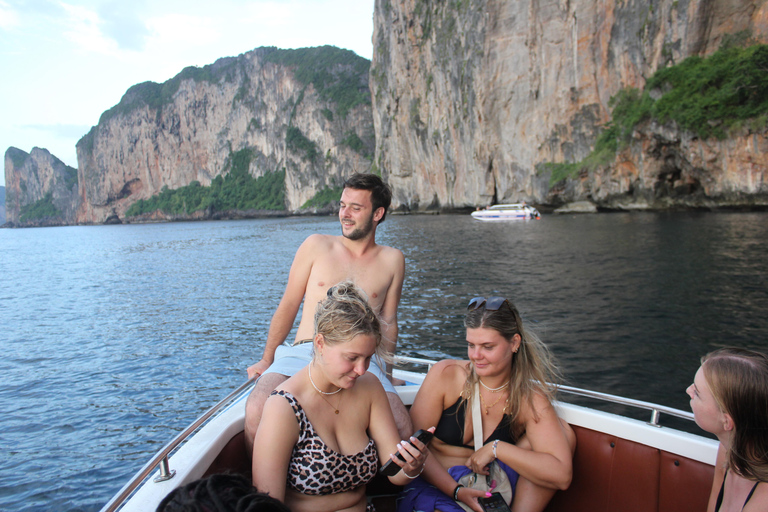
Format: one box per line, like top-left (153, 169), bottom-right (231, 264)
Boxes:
top-left (556, 384), bottom-right (694, 425)
top-left (100, 377), bottom-right (256, 512)
top-left (103, 356), bottom-right (695, 511)
top-left (395, 355), bottom-right (695, 426)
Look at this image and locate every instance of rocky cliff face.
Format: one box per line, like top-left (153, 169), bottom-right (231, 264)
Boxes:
top-left (0, 186), bottom-right (6, 225)
top-left (75, 46), bottom-right (374, 224)
top-left (4, 147), bottom-right (78, 226)
top-left (371, 0), bottom-right (768, 211)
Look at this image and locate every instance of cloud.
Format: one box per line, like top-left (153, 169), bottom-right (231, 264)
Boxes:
top-left (57, 1), bottom-right (150, 55)
top-left (98, 0), bottom-right (150, 51)
top-left (0, 0), bottom-right (20, 30)
top-left (146, 13), bottom-right (218, 48)
top-left (58, 2), bottom-right (118, 55)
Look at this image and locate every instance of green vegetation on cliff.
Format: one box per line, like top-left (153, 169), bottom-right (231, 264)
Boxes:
top-left (340, 130), bottom-right (371, 158)
top-left (98, 57), bottom-right (243, 127)
top-left (7, 148), bottom-right (28, 169)
top-left (62, 164), bottom-right (78, 190)
top-left (125, 149), bottom-right (285, 217)
top-left (542, 42), bottom-right (768, 186)
top-left (302, 186), bottom-right (343, 209)
top-left (19, 192), bottom-right (61, 223)
top-left (264, 46), bottom-right (371, 119)
top-left (286, 126), bottom-right (319, 162)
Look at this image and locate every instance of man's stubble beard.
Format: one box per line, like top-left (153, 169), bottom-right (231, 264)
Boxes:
top-left (342, 214), bottom-right (375, 241)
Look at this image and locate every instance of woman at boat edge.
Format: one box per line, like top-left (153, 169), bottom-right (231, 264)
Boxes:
top-left (686, 347), bottom-right (768, 512)
top-left (398, 296), bottom-right (576, 512)
top-left (252, 281), bottom-right (432, 512)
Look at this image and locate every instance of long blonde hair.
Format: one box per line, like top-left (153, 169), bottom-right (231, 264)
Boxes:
top-left (462, 297), bottom-right (561, 437)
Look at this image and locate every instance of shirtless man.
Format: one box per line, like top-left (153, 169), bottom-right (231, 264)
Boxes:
top-left (244, 173), bottom-right (411, 454)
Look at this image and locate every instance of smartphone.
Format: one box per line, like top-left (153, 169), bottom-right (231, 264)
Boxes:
top-left (478, 492), bottom-right (511, 512)
top-left (379, 429), bottom-right (434, 476)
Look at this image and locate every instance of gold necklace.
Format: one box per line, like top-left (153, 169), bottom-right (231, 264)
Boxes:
top-left (308, 365), bottom-right (343, 414)
top-left (479, 390), bottom-right (506, 415)
top-left (318, 390), bottom-right (343, 414)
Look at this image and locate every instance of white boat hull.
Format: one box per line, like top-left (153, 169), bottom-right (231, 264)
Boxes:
top-left (471, 204), bottom-right (541, 221)
top-left (105, 360), bottom-right (717, 512)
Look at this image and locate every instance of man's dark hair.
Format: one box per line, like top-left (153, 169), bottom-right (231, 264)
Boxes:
top-left (343, 173), bottom-right (392, 224)
top-left (156, 473), bottom-right (290, 512)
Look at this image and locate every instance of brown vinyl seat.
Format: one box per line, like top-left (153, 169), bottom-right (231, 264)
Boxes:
top-left (545, 426), bottom-right (714, 512)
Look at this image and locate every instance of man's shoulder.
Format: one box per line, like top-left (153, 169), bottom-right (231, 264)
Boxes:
top-left (377, 243), bottom-right (404, 256)
top-left (301, 233), bottom-right (337, 249)
top-left (374, 242), bottom-right (405, 263)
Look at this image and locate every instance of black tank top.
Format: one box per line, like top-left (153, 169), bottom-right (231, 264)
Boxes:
top-left (714, 469), bottom-right (761, 512)
top-left (433, 396), bottom-right (518, 448)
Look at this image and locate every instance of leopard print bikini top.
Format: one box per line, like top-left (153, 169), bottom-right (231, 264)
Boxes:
top-left (272, 390), bottom-right (379, 495)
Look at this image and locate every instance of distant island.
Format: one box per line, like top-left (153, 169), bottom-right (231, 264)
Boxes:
top-left (4, 1), bottom-right (768, 227)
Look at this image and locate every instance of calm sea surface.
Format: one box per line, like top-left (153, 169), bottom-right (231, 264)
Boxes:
top-left (2, 212), bottom-right (768, 511)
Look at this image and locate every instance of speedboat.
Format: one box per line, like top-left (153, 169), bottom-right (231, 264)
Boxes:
top-left (471, 204), bottom-right (541, 221)
top-left (101, 356), bottom-right (717, 512)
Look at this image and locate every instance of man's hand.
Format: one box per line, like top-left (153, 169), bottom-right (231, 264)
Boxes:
top-left (247, 358), bottom-right (272, 380)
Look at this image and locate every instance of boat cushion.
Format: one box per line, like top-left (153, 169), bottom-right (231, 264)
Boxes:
top-left (545, 426), bottom-right (714, 512)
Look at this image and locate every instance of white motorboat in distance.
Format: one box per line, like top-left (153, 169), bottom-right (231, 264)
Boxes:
top-left (471, 203), bottom-right (541, 221)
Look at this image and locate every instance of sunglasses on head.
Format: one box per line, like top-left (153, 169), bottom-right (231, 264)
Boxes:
top-left (467, 296), bottom-right (511, 311)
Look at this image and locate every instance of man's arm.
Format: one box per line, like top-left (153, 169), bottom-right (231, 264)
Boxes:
top-left (379, 248), bottom-right (405, 379)
top-left (246, 236), bottom-right (320, 379)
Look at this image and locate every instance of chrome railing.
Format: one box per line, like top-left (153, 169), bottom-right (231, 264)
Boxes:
top-left (556, 384), bottom-right (694, 425)
top-left (395, 355), bottom-right (694, 426)
top-left (100, 377), bottom-right (256, 512)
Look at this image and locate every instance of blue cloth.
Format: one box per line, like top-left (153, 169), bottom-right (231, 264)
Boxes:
top-left (261, 341), bottom-right (396, 394)
top-left (396, 461), bottom-right (519, 512)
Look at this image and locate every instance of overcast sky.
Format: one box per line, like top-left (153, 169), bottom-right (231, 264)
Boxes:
top-left (0, 0), bottom-right (375, 187)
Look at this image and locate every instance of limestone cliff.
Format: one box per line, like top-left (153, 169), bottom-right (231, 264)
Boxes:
top-left (75, 46), bottom-right (374, 224)
top-left (371, 0), bottom-right (768, 211)
top-left (4, 147), bottom-right (78, 227)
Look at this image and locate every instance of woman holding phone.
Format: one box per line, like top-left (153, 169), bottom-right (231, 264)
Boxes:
top-left (252, 282), bottom-right (432, 512)
top-left (399, 296), bottom-right (575, 512)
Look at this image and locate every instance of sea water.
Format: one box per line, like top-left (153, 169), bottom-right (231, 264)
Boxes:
top-left (1, 212), bottom-right (767, 511)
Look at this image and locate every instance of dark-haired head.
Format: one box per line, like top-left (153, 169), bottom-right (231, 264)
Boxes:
top-left (156, 473), bottom-right (290, 512)
top-left (343, 173), bottom-right (392, 224)
top-left (701, 347), bottom-right (768, 481)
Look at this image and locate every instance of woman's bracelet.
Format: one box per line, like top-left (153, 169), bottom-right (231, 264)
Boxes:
top-left (492, 439), bottom-right (499, 459)
top-left (453, 484), bottom-right (464, 501)
top-left (403, 465), bottom-right (424, 479)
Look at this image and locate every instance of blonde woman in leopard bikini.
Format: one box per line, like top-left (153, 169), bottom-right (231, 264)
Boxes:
top-left (252, 282), bottom-right (432, 512)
